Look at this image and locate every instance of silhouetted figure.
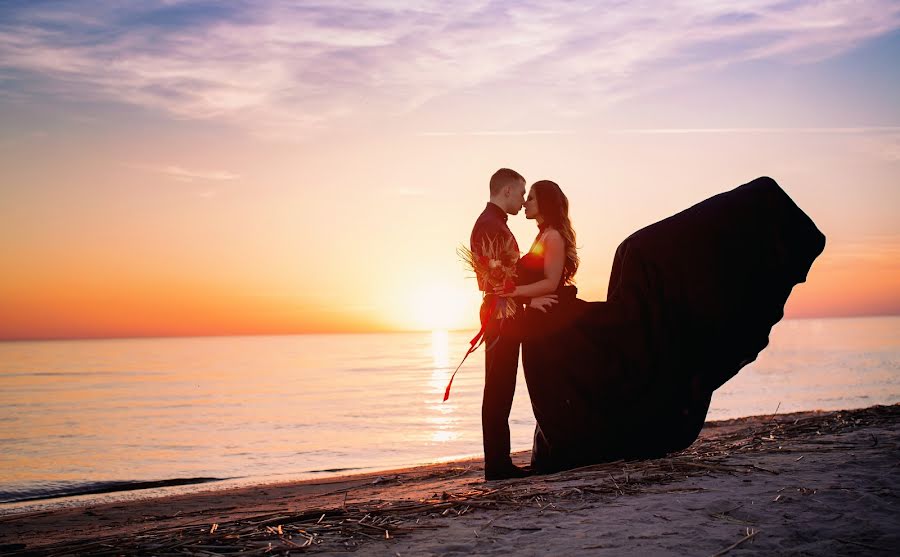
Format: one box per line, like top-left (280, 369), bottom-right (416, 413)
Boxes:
top-left (469, 168), bottom-right (530, 480)
top-left (509, 177), bottom-right (825, 473)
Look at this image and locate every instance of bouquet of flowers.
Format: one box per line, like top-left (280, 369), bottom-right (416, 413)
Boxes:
top-left (444, 235), bottom-right (520, 402)
top-left (457, 235), bottom-right (519, 319)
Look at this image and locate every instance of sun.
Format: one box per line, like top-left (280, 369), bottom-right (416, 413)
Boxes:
top-left (407, 283), bottom-right (481, 331)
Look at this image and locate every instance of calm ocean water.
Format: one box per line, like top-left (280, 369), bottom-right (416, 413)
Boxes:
top-left (1, 316), bottom-right (898, 514)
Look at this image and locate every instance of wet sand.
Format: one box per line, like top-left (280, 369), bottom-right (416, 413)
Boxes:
top-left (1, 405), bottom-right (897, 556)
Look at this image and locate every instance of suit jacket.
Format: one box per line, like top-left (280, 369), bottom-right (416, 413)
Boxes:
top-left (470, 202), bottom-right (525, 336)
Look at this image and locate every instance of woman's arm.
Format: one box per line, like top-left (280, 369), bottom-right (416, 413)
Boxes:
top-left (503, 230), bottom-right (565, 298)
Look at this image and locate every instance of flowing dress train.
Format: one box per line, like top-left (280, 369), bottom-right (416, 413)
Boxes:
top-left (519, 177), bottom-right (826, 473)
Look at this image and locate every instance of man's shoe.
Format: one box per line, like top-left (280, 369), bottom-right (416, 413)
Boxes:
top-left (484, 463), bottom-right (531, 481)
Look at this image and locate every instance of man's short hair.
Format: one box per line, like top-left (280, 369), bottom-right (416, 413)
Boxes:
top-left (489, 168), bottom-right (524, 196)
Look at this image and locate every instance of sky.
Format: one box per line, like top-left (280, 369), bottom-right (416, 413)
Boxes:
top-left (1, 0), bottom-right (899, 339)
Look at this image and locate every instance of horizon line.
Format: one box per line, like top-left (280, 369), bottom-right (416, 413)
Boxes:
top-left (2, 312), bottom-right (898, 343)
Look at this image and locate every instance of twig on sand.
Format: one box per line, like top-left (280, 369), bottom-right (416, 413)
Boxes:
top-left (480, 512), bottom-right (514, 530)
top-left (770, 402), bottom-right (781, 422)
top-left (710, 528), bottom-right (759, 557)
top-left (750, 464), bottom-right (779, 475)
top-left (608, 473), bottom-right (622, 495)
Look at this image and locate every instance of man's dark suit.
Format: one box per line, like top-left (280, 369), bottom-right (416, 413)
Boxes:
top-left (470, 202), bottom-right (523, 475)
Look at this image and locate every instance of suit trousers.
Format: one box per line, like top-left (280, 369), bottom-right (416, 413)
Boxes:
top-left (482, 316), bottom-right (521, 472)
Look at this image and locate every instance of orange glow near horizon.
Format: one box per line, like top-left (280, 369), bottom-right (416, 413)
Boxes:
top-left (403, 284), bottom-right (481, 332)
top-left (1, 3), bottom-right (898, 340)
top-left (1, 190), bottom-right (898, 341)
top-left (782, 249), bottom-right (900, 319)
top-left (1, 242), bottom-right (897, 340)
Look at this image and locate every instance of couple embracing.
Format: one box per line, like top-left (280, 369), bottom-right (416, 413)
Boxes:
top-left (469, 168), bottom-right (826, 481)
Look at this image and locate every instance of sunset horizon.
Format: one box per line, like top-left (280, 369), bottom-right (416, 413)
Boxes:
top-left (2, 292), bottom-right (899, 342)
top-left (2, 3), bottom-right (899, 551)
top-left (2, 1), bottom-right (898, 340)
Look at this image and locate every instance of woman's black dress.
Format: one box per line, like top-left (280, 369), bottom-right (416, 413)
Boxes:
top-left (517, 177), bottom-right (826, 473)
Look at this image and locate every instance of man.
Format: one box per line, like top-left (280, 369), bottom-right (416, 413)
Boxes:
top-left (470, 168), bottom-right (530, 480)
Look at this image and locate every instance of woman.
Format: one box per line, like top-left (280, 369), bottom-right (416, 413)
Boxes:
top-left (498, 180), bottom-right (597, 472)
top-left (501, 177), bottom-right (826, 474)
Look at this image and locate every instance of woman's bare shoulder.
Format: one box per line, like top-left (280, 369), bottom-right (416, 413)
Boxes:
top-left (543, 228), bottom-right (564, 244)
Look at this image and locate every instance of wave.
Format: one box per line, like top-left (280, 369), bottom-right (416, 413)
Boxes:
top-left (0, 477), bottom-right (227, 504)
top-left (305, 467), bottom-right (362, 474)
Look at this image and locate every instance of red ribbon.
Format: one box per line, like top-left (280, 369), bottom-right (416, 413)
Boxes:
top-left (443, 297), bottom-right (500, 402)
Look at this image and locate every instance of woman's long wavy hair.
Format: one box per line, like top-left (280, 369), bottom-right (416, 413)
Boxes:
top-left (532, 180), bottom-right (579, 285)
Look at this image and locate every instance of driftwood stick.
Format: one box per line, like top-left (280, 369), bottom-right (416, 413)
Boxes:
top-left (710, 529), bottom-right (759, 557)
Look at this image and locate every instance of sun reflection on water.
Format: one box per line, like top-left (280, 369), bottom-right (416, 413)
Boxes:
top-left (431, 329), bottom-right (449, 368)
top-left (427, 330), bottom-right (452, 395)
top-left (426, 329), bottom-right (460, 443)
top-left (426, 409), bottom-right (461, 443)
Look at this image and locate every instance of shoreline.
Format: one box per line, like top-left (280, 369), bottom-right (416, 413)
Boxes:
top-left (0, 451), bottom-right (498, 513)
top-left (1, 400), bottom-right (889, 512)
top-left (2, 404), bottom-right (898, 555)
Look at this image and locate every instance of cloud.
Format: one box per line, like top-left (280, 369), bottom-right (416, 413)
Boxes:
top-left (125, 162), bottom-right (240, 182)
top-left (611, 127), bottom-right (900, 135)
top-left (384, 187), bottom-right (427, 197)
top-left (418, 129), bottom-right (573, 137)
top-left (826, 236), bottom-right (900, 262)
top-left (0, 129), bottom-right (48, 149)
top-left (850, 131), bottom-right (900, 162)
top-left (878, 142), bottom-right (900, 162)
top-left (1, 1), bottom-right (898, 136)
top-left (609, 126), bottom-right (900, 164)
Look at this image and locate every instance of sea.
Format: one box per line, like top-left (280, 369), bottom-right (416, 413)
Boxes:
top-left (1, 316), bottom-right (898, 515)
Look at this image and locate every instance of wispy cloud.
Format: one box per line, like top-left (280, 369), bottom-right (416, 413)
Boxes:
top-left (825, 235), bottom-right (900, 262)
top-left (610, 126), bottom-right (900, 163)
top-left (384, 187), bottom-right (427, 197)
top-left (877, 141), bottom-right (900, 162)
top-left (851, 131), bottom-right (900, 162)
top-left (0, 130), bottom-right (49, 149)
top-left (418, 130), bottom-right (573, 137)
top-left (611, 127), bottom-right (900, 135)
top-left (125, 162), bottom-right (240, 182)
top-left (1, 1), bottom-right (898, 136)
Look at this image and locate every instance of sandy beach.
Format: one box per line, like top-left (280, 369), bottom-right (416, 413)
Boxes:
top-left (1, 404), bottom-right (897, 556)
